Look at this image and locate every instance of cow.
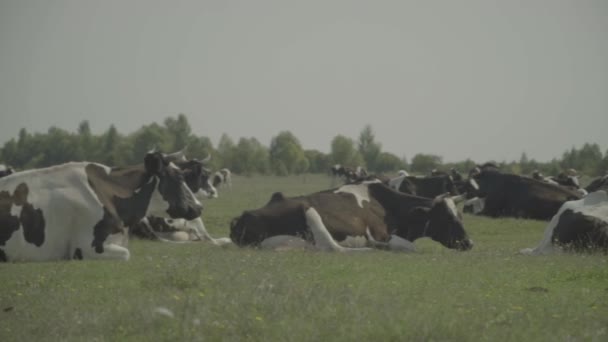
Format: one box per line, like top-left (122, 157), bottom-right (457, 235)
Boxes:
top-left (521, 190), bottom-right (608, 254)
top-left (389, 174), bottom-right (460, 198)
top-left (531, 170), bottom-right (586, 196)
top-left (0, 152), bottom-right (203, 262)
top-left (586, 174), bottom-right (608, 193)
top-left (0, 165), bottom-right (14, 178)
top-left (229, 180), bottom-right (473, 252)
top-left (212, 168), bottom-right (232, 189)
top-left (330, 164), bottom-right (367, 183)
top-left (470, 169), bottom-right (583, 220)
top-left (130, 156), bottom-right (231, 245)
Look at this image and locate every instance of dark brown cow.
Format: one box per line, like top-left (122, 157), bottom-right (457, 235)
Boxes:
top-left (230, 180), bottom-right (473, 252)
top-left (472, 169), bottom-right (583, 220)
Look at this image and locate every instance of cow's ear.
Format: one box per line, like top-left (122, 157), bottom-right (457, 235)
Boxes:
top-left (267, 192), bottom-right (286, 205)
top-left (432, 193), bottom-right (450, 205)
top-left (144, 152), bottom-right (166, 175)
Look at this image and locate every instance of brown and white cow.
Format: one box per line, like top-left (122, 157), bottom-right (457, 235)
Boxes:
top-left (212, 168), bottom-right (232, 189)
top-left (521, 190), bottom-right (608, 254)
top-left (0, 152), bottom-right (202, 262)
top-left (230, 180), bottom-right (473, 252)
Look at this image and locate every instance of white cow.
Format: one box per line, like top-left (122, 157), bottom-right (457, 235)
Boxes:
top-left (0, 152), bottom-right (202, 262)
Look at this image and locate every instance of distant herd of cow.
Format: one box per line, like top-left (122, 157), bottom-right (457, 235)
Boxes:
top-left (1, 153), bottom-right (607, 262)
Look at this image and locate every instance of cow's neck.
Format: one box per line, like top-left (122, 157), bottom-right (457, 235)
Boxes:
top-left (368, 183), bottom-right (432, 241)
top-left (113, 177), bottom-right (158, 226)
top-left (86, 164), bottom-right (156, 226)
top-left (368, 183), bottom-right (432, 213)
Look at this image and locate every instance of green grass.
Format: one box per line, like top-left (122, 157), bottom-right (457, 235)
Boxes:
top-left (1, 174), bottom-right (607, 342)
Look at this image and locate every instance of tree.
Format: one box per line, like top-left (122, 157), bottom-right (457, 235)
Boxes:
top-left (304, 149), bottom-right (331, 173)
top-left (164, 114), bottom-right (192, 151)
top-left (100, 124), bottom-right (121, 165)
top-left (269, 131), bottom-right (307, 175)
top-left (374, 152), bottom-right (405, 173)
top-left (232, 137), bottom-right (270, 175)
top-left (217, 133), bottom-right (236, 168)
top-left (330, 135), bottom-right (363, 166)
top-left (131, 123), bottom-right (171, 163)
top-left (410, 153), bottom-right (443, 174)
top-left (357, 124), bottom-right (381, 171)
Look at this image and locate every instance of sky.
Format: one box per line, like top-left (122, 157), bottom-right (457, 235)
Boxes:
top-left (0, 0), bottom-right (607, 163)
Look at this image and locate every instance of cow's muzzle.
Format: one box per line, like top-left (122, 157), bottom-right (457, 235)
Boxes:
top-left (167, 204), bottom-right (203, 221)
top-left (454, 239), bottom-right (474, 251)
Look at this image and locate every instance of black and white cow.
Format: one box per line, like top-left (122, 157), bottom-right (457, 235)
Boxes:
top-left (388, 174), bottom-right (470, 199)
top-left (0, 165), bottom-right (14, 178)
top-left (130, 156), bottom-right (231, 245)
top-left (586, 174), bottom-right (608, 193)
top-left (0, 152), bottom-right (202, 262)
top-left (230, 180), bottom-right (473, 252)
top-left (467, 169), bottom-right (582, 220)
top-left (521, 190), bottom-right (608, 254)
top-left (212, 168), bottom-right (232, 189)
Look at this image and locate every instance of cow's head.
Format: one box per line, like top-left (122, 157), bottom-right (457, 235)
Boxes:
top-left (400, 194), bottom-right (473, 251)
top-left (426, 195), bottom-right (473, 250)
top-left (179, 160), bottom-right (218, 199)
top-left (144, 152), bottom-right (202, 220)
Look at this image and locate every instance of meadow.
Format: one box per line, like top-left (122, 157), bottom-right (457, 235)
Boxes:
top-left (1, 174), bottom-right (607, 342)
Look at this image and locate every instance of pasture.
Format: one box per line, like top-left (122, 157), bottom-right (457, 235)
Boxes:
top-left (1, 174), bottom-right (607, 342)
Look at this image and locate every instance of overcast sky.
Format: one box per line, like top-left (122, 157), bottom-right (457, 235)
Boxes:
top-left (1, 0), bottom-right (606, 162)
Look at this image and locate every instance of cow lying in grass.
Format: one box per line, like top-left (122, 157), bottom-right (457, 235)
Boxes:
top-left (521, 190), bottom-right (608, 255)
top-left (0, 152), bottom-right (202, 262)
top-left (230, 179), bottom-right (473, 252)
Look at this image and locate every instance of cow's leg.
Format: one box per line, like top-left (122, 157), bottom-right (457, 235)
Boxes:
top-left (75, 239), bottom-right (131, 261)
top-left (520, 215), bottom-right (560, 255)
top-left (187, 218), bottom-right (233, 246)
top-left (365, 229), bottom-right (416, 252)
top-left (304, 207), bottom-right (372, 252)
top-left (72, 221), bottom-right (131, 261)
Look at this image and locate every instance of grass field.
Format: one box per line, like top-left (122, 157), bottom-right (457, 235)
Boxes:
top-left (1, 174), bottom-right (607, 342)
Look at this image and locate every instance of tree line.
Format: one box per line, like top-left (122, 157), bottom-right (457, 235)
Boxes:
top-left (1, 114), bottom-right (607, 177)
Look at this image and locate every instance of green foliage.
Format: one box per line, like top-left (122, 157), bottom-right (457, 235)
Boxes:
top-left (269, 131), bottom-right (307, 176)
top-left (330, 135), bottom-right (364, 167)
top-left (357, 124), bottom-right (381, 171)
top-left (304, 149), bottom-right (331, 173)
top-left (410, 153), bottom-right (443, 174)
top-left (374, 152), bottom-right (405, 173)
top-left (0, 118), bottom-right (606, 177)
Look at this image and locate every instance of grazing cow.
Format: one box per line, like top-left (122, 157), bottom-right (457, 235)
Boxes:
top-left (230, 180), bottom-right (473, 252)
top-left (521, 190), bottom-right (608, 254)
top-left (212, 168), bottom-right (232, 189)
top-left (0, 165), bottom-right (14, 178)
top-left (472, 169), bottom-right (582, 220)
top-left (586, 174), bottom-right (608, 193)
top-left (0, 152), bottom-right (203, 262)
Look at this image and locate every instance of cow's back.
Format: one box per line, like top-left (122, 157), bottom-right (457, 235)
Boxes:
top-left (483, 172), bottom-right (582, 220)
top-left (0, 163), bottom-right (107, 261)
